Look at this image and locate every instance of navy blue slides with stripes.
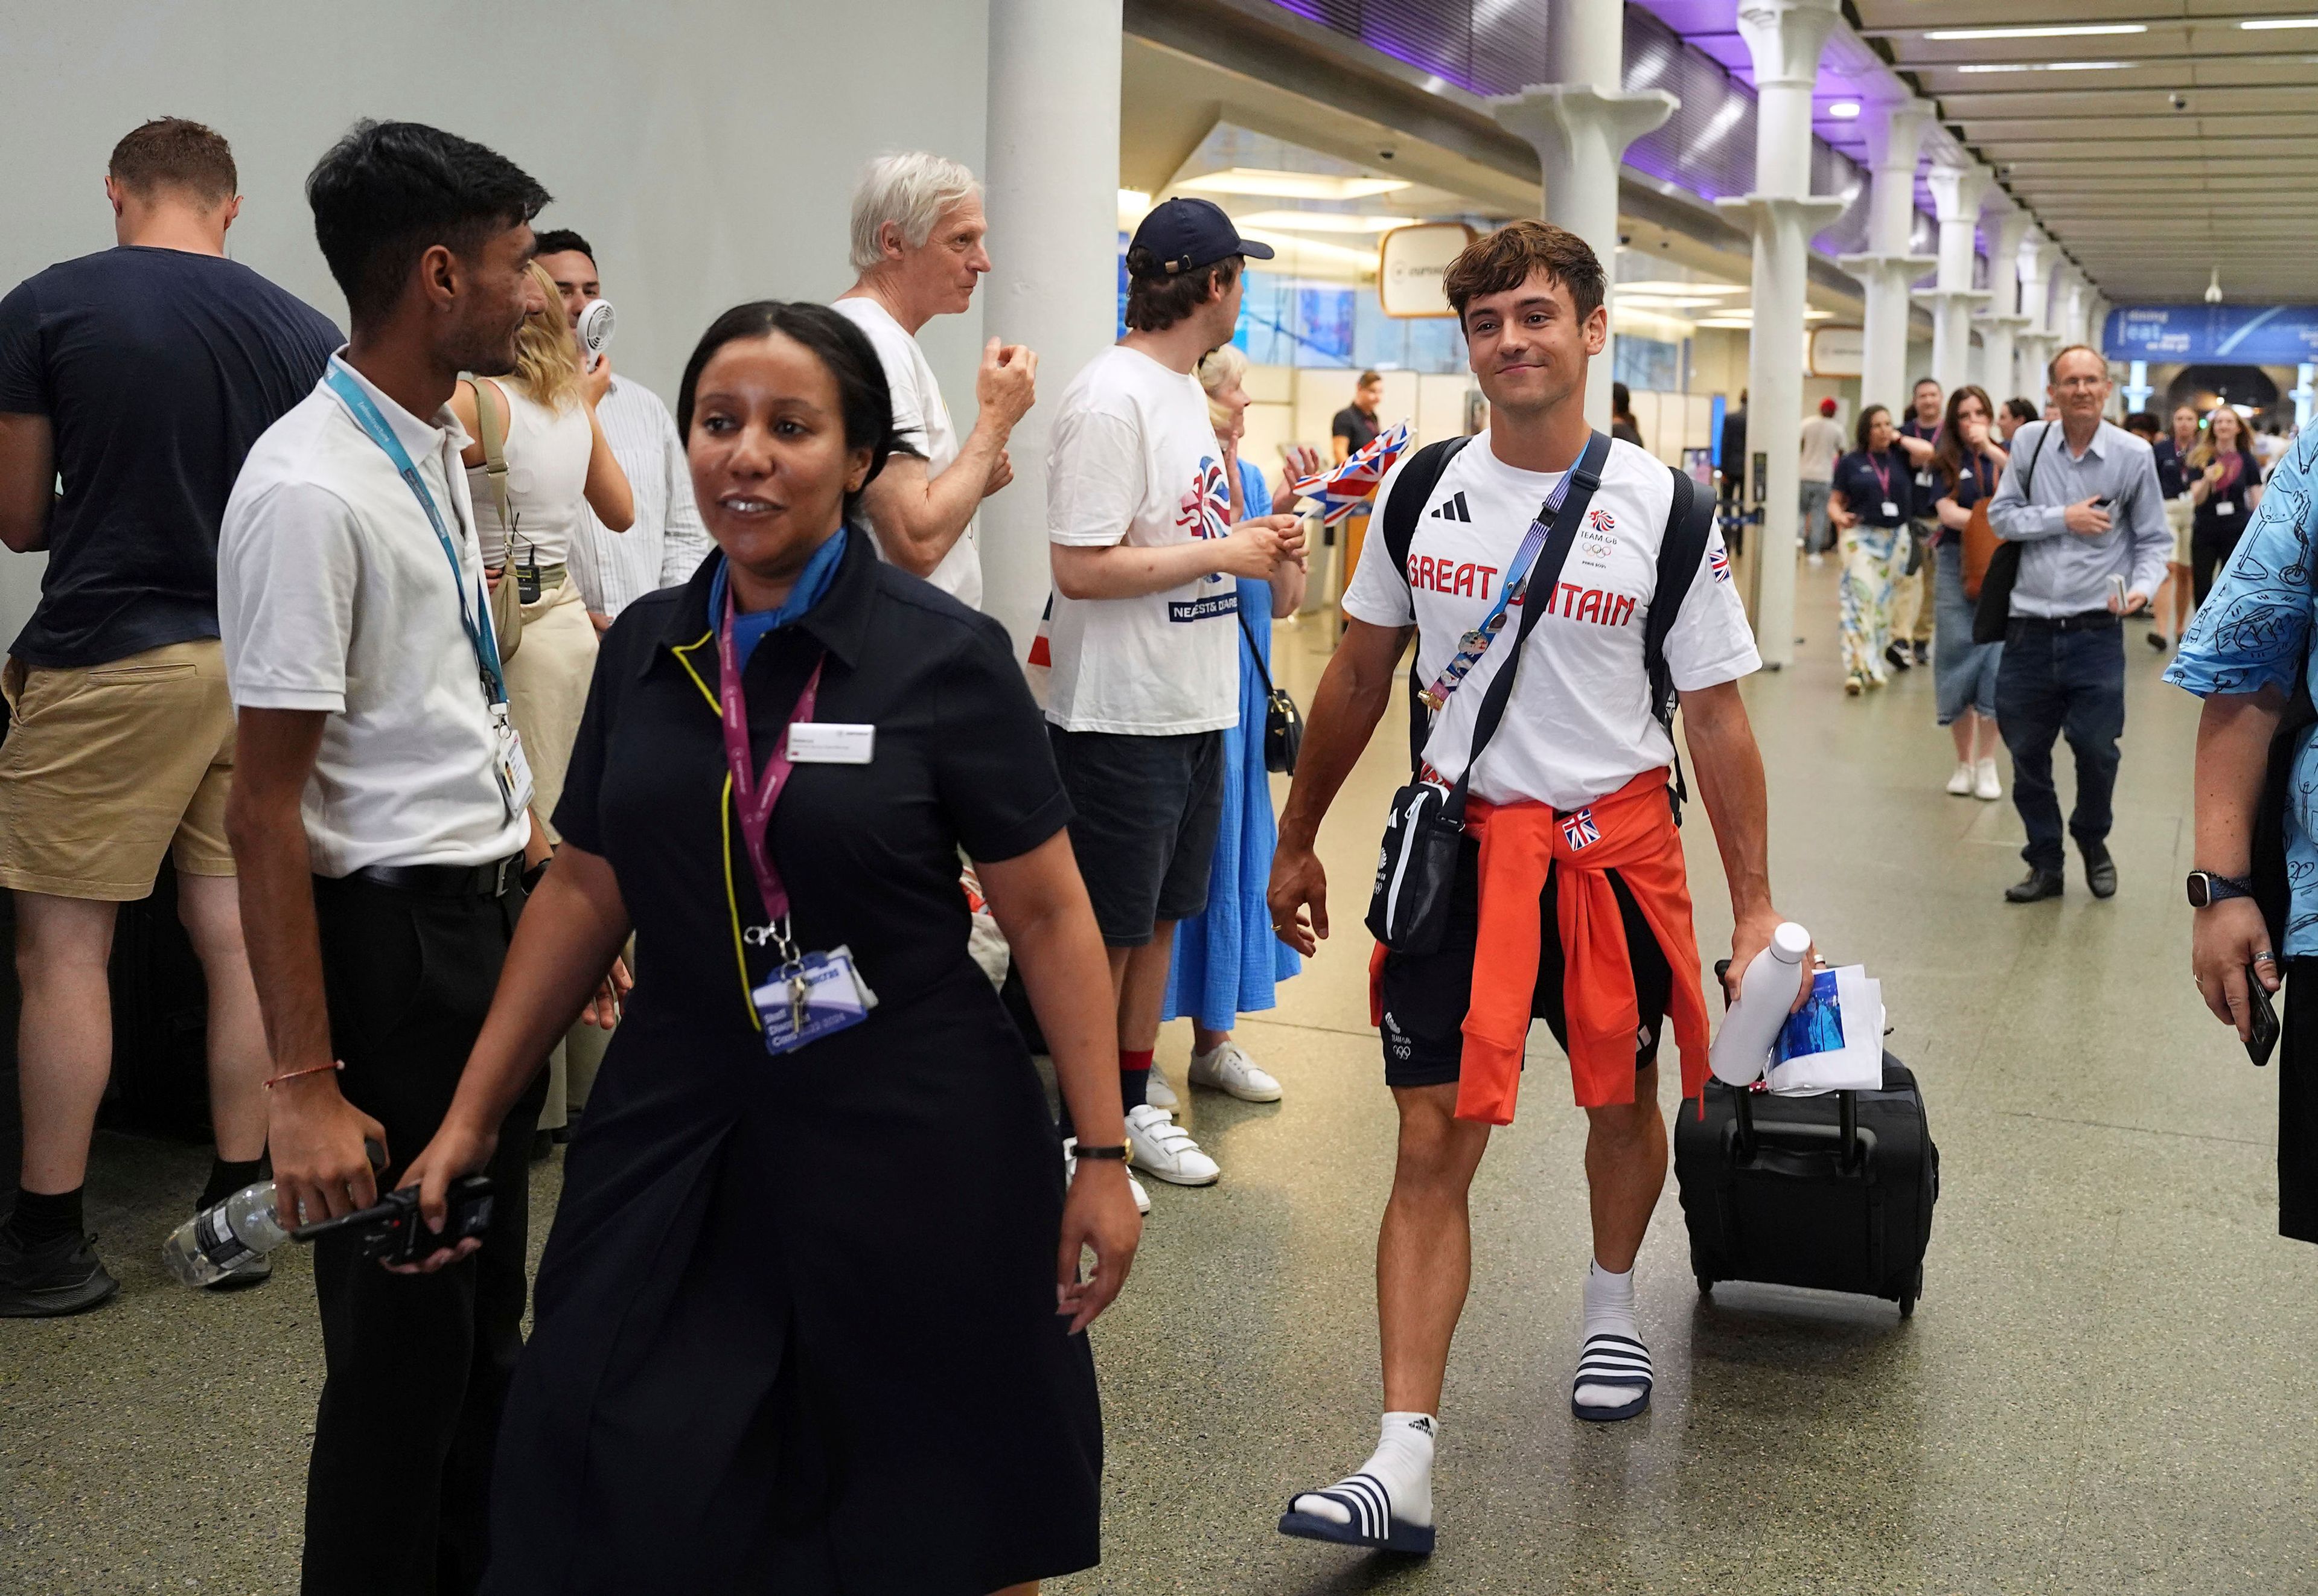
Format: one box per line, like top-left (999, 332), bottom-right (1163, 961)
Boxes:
top-left (1570, 1330), bottom-right (1653, 1422)
top-left (1277, 1473), bottom-right (1436, 1554)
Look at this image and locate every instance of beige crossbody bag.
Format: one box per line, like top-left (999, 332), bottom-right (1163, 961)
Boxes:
top-left (462, 375), bottom-right (523, 663)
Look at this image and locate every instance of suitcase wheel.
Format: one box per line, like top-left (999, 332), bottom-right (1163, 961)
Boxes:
top-left (1696, 1274), bottom-right (1715, 1297)
top-left (1898, 1264), bottom-right (1923, 1319)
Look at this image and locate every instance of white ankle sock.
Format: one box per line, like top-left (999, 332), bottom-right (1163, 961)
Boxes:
top-left (1575, 1260), bottom-right (1644, 1410)
top-left (1290, 1412), bottom-right (1435, 1530)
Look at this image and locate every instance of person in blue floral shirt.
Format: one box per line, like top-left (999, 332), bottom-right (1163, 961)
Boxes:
top-left (2165, 420), bottom-right (2318, 1243)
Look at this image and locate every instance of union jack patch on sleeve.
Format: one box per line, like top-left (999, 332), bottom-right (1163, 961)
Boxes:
top-left (1708, 545), bottom-right (1732, 584)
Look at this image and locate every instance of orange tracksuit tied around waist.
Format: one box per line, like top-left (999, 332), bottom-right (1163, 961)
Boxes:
top-left (1412, 768), bottom-right (1710, 1125)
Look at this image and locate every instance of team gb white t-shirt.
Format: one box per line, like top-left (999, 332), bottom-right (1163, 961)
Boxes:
top-left (1341, 431), bottom-right (1760, 810)
top-left (1042, 345), bottom-right (1239, 735)
top-left (831, 296), bottom-right (982, 609)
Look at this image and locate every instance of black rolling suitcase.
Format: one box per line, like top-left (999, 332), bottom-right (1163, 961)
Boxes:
top-left (1674, 971), bottom-right (1938, 1316)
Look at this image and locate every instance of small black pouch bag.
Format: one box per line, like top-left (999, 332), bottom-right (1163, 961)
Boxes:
top-left (1365, 432), bottom-right (1611, 954)
top-left (1236, 608), bottom-right (1304, 775)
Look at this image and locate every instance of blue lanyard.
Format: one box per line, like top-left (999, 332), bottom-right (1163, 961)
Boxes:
top-left (322, 360), bottom-right (506, 704)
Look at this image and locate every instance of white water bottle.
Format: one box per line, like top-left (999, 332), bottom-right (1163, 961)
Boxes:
top-left (1708, 921), bottom-right (1812, 1085)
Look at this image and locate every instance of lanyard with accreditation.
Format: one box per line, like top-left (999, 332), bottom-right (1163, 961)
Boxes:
top-left (322, 360), bottom-right (534, 820)
top-left (714, 581), bottom-right (878, 1055)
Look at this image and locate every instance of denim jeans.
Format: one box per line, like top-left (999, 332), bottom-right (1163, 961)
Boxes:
top-left (1994, 619), bottom-right (2126, 873)
top-left (1799, 479), bottom-right (1833, 554)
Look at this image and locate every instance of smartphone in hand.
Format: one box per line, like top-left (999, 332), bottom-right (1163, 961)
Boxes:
top-left (2246, 966), bottom-right (2281, 1067)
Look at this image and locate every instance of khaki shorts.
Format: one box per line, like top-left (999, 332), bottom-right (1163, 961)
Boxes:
top-left (2166, 494), bottom-right (2195, 567)
top-left (0, 639), bottom-right (237, 899)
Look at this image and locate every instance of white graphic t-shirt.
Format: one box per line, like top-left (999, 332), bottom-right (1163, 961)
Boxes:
top-left (1042, 345), bottom-right (1239, 735)
top-left (831, 296), bottom-right (982, 608)
top-left (1341, 432), bottom-right (1760, 809)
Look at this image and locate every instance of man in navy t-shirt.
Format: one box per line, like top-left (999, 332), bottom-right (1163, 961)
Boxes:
top-left (0, 117), bottom-right (340, 1315)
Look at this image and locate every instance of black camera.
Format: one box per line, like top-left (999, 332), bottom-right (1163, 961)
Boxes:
top-left (293, 1176), bottom-right (496, 1265)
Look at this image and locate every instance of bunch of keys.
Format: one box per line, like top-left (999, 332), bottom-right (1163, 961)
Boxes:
top-left (747, 927), bottom-right (878, 1057)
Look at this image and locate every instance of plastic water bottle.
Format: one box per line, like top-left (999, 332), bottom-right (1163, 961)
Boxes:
top-left (1708, 921), bottom-right (1813, 1085)
top-left (162, 1181), bottom-right (290, 1286)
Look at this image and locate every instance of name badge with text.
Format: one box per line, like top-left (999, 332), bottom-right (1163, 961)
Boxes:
top-left (2218, 500), bottom-right (2237, 517)
top-left (787, 722), bottom-right (875, 764)
top-left (1880, 500), bottom-right (1900, 519)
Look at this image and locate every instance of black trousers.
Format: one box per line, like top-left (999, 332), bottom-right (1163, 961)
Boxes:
top-left (2191, 526), bottom-right (2244, 607)
top-left (302, 874), bottom-right (544, 1596)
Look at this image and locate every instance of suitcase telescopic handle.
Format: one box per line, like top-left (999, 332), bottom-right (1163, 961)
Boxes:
top-left (1712, 959), bottom-right (1863, 1173)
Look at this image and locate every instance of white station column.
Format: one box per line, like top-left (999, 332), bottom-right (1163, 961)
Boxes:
top-left (1836, 99), bottom-right (1936, 416)
top-left (979, 0), bottom-right (1124, 654)
top-left (1716, 0), bottom-right (1844, 668)
top-left (2054, 267), bottom-right (2089, 354)
top-left (2014, 230), bottom-right (2057, 398)
top-left (1491, 0), bottom-right (1678, 431)
top-left (1915, 158), bottom-right (1991, 398)
top-left (1973, 200), bottom-right (2031, 404)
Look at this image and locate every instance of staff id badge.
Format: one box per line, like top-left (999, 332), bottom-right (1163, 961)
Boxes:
top-left (2218, 500), bottom-right (2237, 517)
top-left (490, 703), bottom-right (535, 817)
top-left (752, 945), bottom-right (878, 1056)
top-left (1880, 500), bottom-right (1901, 518)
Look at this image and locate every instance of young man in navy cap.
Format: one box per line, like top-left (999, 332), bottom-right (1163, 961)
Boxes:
top-left (1041, 197), bottom-right (1304, 1193)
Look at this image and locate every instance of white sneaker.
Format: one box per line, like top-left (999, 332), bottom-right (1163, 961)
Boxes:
top-left (1946, 762), bottom-right (1974, 797)
top-left (1187, 1040), bottom-right (1283, 1102)
top-left (1125, 1102), bottom-right (1220, 1186)
top-left (1064, 1137), bottom-right (1151, 1214)
top-left (1144, 1068), bottom-right (1180, 1111)
top-left (1974, 758), bottom-right (2002, 802)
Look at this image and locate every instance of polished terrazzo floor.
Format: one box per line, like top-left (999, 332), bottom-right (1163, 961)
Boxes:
top-left (3, 561), bottom-right (2310, 1593)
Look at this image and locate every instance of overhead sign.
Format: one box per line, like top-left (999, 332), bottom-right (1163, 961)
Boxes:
top-left (2104, 304), bottom-right (2318, 365)
top-left (1378, 223), bottom-right (1472, 318)
top-left (1808, 325), bottom-right (1864, 378)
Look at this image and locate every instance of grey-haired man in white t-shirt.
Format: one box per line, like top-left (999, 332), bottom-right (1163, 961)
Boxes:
top-left (834, 151), bottom-right (1036, 609)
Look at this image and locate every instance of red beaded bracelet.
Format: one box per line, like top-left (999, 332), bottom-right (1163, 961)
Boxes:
top-left (265, 1060), bottom-right (344, 1090)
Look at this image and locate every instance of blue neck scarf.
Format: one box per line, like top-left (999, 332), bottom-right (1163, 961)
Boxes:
top-left (707, 528), bottom-right (847, 672)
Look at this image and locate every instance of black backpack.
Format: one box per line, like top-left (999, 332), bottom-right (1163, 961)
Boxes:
top-left (1378, 437), bottom-right (1719, 822)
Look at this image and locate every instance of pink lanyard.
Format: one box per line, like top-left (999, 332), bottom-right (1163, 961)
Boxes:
top-left (715, 583), bottom-right (822, 937)
top-left (1867, 452), bottom-right (1895, 505)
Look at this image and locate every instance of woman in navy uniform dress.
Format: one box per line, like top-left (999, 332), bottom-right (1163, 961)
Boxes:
top-left (398, 302), bottom-right (1140, 1595)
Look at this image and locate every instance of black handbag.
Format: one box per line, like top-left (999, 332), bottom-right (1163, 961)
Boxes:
top-left (1365, 432), bottom-right (1612, 954)
top-left (1236, 608), bottom-right (1302, 775)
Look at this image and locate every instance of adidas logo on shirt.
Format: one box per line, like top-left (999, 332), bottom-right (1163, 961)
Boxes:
top-left (1428, 491), bottom-right (1472, 523)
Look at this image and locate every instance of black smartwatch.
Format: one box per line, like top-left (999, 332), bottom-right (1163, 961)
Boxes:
top-left (2186, 870), bottom-right (2255, 909)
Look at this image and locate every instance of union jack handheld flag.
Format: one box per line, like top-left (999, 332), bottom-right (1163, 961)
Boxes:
top-left (1289, 420), bottom-right (1411, 526)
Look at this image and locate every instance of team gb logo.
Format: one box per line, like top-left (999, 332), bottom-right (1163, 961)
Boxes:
top-left (1587, 508), bottom-right (1616, 532)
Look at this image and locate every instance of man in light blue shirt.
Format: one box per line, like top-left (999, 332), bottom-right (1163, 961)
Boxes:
top-left (2166, 418), bottom-right (2318, 1245)
top-left (1985, 343), bottom-right (2170, 903)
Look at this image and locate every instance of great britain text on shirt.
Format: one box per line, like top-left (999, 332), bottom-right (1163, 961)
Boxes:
top-left (1343, 432), bottom-right (1761, 812)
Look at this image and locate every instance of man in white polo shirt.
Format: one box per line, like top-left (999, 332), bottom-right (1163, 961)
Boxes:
top-left (834, 151), bottom-right (1035, 607)
top-left (218, 120), bottom-right (563, 1595)
top-left (1267, 222), bottom-right (1804, 1556)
